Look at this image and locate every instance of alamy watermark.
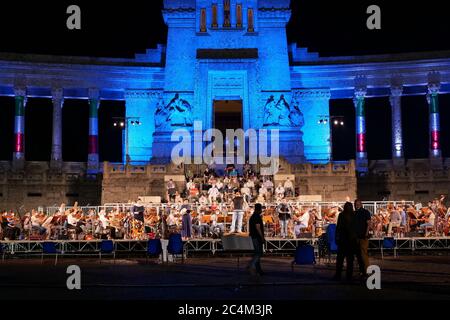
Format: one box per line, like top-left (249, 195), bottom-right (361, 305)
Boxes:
top-left (66, 265), bottom-right (81, 290)
top-left (366, 265), bottom-right (381, 290)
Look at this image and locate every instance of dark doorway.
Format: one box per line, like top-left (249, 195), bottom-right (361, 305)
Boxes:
top-left (213, 100), bottom-right (243, 134)
top-left (213, 100), bottom-right (243, 158)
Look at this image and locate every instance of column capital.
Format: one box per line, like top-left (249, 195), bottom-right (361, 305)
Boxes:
top-left (51, 88), bottom-right (64, 103)
top-left (88, 88), bottom-right (100, 100)
top-left (292, 88), bottom-right (331, 100)
top-left (428, 71), bottom-right (441, 92)
top-left (390, 86), bottom-right (403, 97)
top-left (13, 87), bottom-right (27, 98)
top-left (354, 75), bottom-right (367, 96)
top-left (124, 89), bottom-right (163, 100)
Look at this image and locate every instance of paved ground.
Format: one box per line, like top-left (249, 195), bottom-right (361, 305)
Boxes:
top-left (1, 253), bottom-right (450, 300)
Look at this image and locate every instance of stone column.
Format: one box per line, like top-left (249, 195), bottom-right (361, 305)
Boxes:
top-left (427, 72), bottom-right (442, 159)
top-left (87, 88), bottom-right (100, 174)
top-left (293, 89), bottom-right (331, 163)
top-left (354, 82), bottom-right (368, 172)
top-left (390, 85), bottom-right (404, 164)
top-left (13, 87), bottom-right (27, 169)
top-left (125, 90), bottom-right (161, 163)
top-left (50, 88), bottom-right (64, 169)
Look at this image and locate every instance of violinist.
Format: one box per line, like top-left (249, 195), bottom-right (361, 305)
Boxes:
top-left (4, 212), bottom-right (21, 240)
top-left (31, 210), bottom-right (46, 236)
top-left (67, 210), bottom-right (83, 238)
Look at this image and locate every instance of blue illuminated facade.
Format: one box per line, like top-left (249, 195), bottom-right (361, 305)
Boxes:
top-left (127, 0), bottom-right (323, 164)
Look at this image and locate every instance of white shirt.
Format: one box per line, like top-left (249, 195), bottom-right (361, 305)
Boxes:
top-left (31, 215), bottom-right (41, 227)
top-left (284, 179), bottom-right (293, 189)
top-left (264, 180), bottom-right (273, 189)
top-left (241, 186), bottom-right (251, 196)
top-left (299, 212), bottom-right (310, 227)
top-left (67, 214), bottom-right (79, 226)
top-left (208, 187), bottom-right (220, 197)
top-left (99, 214), bottom-right (110, 227)
top-left (186, 181), bottom-right (195, 190)
top-left (199, 196), bottom-right (208, 205)
top-left (276, 186), bottom-right (285, 195)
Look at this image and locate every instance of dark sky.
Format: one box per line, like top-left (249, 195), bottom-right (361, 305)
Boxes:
top-left (1, 1), bottom-right (450, 162)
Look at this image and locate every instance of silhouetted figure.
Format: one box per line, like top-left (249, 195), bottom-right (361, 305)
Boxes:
top-left (247, 203), bottom-right (265, 276)
top-left (333, 202), bottom-right (357, 281)
top-left (354, 199), bottom-right (372, 277)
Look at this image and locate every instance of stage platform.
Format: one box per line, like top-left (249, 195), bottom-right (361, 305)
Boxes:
top-left (1, 237), bottom-right (450, 256)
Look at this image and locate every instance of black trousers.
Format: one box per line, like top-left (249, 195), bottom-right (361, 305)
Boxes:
top-left (335, 241), bottom-right (356, 280)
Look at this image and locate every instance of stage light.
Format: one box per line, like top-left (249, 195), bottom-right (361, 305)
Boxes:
top-left (340, 121), bottom-right (344, 126)
top-left (113, 122), bottom-right (117, 127)
top-left (120, 122), bottom-right (125, 127)
top-left (334, 120), bottom-right (339, 125)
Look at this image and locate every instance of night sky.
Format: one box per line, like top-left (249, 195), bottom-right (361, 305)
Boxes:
top-left (1, 1), bottom-right (450, 162)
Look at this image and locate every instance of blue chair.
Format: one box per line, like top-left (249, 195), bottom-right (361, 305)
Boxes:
top-left (99, 240), bottom-right (116, 263)
top-left (291, 244), bottom-right (316, 272)
top-left (146, 239), bottom-right (163, 263)
top-left (41, 242), bottom-right (60, 265)
top-left (167, 234), bottom-right (184, 263)
top-left (326, 224), bottom-right (338, 262)
top-left (381, 237), bottom-right (397, 259)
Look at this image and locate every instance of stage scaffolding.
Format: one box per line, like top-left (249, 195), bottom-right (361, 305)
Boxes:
top-left (1, 237), bottom-right (449, 257)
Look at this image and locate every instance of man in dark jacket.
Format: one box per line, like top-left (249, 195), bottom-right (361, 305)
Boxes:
top-left (354, 199), bottom-right (372, 278)
top-left (333, 202), bottom-right (357, 281)
top-left (247, 203), bottom-right (265, 276)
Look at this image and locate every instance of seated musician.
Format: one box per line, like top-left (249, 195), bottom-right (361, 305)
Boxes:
top-left (166, 210), bottom-right (178, 231)
top-left (210, 210), bottom-right (225, 236)
top-left (22, 213), bottom-right (32, 236)
top-left (208, 184), bottom-right (220, 204)
top-left (241, 183), bottom-right (252, 204)
top-left (67, 210), bottom-right (83, 237)
top-left (387, 208), bottom-right (402, 236)
top-left (275, 183), bottom-right (285, 201)
top-left (198, 193), bottom-right (208, 206)
top-left (284, 177), bottom-right (294, 198)
top-left (99, 210), bottom-right (116, 239)
top-left (4, 213), bottom-right (21, 240)
top-left (195, 210), bottom-right (211, 238)
top-left (419, 209), bottom-right (436, 231)
top-left (31, 210), bottom-right (46, 235)
top-left (41, 213), bottom-right (55, 239)
top-left (294, 210), bottom-right (310, 238)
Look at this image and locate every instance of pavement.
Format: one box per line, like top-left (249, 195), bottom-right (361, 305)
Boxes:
top-left (0, 253), bottom-right (450, 300)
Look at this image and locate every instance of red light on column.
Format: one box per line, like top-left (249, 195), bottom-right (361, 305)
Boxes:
top-left (357, 133), bottom-right (366, 153)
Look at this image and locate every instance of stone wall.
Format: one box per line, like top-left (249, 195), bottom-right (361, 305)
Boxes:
top-left (358, 158), bottom-right (450, 203)
top-left (101, 162), bottom-right (186, 204)
top-left (0, 161), bottom-right (101, 211)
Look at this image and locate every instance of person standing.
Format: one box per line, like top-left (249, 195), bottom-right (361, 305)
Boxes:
top-left (167, 179), bottom-right (176, 203)
top-left (277, 199), bottom-right (291, 238)
top-left (333, 202), bottom-right (357, 281)
top-left (247, 203), bottom-right (265, 276)
top-left (230, 191), bottom-right (245, 233)
top-left (354, 199), bottom-right (372, 278)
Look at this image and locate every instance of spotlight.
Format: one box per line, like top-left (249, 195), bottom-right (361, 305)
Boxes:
top-left (113, 123), bottom-right (117, 127)
top-left (120, 122), bottom-right (125, 127)
top-left (334, 120), bottom-right (339, 125)
top-left (340, 121), bottom-right (344, 126)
